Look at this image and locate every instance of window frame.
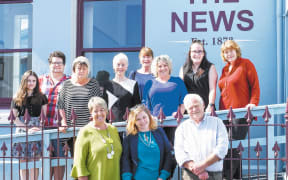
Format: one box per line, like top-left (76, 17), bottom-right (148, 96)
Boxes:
top-left (76, 0), bottom-right (146, 56)
top-left (0, 0), bottom-right (33, 109)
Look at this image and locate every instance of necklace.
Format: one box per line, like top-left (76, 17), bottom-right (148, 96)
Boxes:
top-left (98, 129), bottom-right (114, 159)
top-left (139, 131), bottom-right (152, 147)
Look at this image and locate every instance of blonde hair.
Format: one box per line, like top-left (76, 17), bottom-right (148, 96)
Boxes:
top-left (72, 56), bottom-right (90, 74)
top-left (151, 55), bottom-right (172, 77)
top-left (126, 104), bottom-right (157, 135)
top-left (221, 40), bottom-right (241, 62)
top-left (88, 96), bottom-right (108, 113)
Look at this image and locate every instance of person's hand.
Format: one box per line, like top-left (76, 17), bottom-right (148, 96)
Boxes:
top-left (198, 171), bottom-right (209, 180)
top-left (28, 127), bottom-right (41, 133)
top-left (157, 178), bottom-right (163, 180)
top-left (191, 162), bottom-right (206, 175)
top-left (205, 105), bottom-right (211, 112)
top-left (245, 104), bottom-right (256, 109)
top-left (183, 161), bottom-right (194, 172)
top-left (172, 111), bottom-right (177, 117)
top-left (59, 123), bottom-right (68, 133)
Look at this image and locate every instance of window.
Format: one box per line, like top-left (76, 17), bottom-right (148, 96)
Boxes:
top-left (77, 0), bottom-right (144, 78)
top-left (0, 1), bottom-right (32, 108)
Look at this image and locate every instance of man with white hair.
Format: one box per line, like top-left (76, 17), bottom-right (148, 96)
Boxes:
top-left (174, 94), bottom-right (228, 180)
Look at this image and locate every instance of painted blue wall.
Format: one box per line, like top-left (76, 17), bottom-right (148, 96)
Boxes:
top-left (145, 0), bottom-right (281, 108)
top-left (32, 0), bottom-right (74, 76)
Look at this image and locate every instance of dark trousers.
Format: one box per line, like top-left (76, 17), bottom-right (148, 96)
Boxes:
top-left (163, 127), bottom-right (177, 178)
top-left (223, 148), bottom-right (241, 179)
top-left (223, 118), bottom-right (252, 179)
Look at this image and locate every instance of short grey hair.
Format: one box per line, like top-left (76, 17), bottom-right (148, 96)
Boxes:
top-left (88, 96), bottom-right (108, 113)
top-left (151, 55), bottom-right (173, 77)
top-left (113, 53), bottom-right (129, 68)
top-left (183, 94), bottom-right (204, 110)
top-left (72, 56), bottom-right (90, 74)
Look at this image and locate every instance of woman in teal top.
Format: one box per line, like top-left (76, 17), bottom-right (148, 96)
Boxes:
top-left (121, 104), bottom-right (173, 180)
top-left (71, 97), bottom-right (122, 180)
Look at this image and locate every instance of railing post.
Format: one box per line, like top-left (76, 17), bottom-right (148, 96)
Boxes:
top-left (268, 113), bottom-right (276, 179)
top-left (284, 98), bottom-right (288, 179)
top-left (43, 132), bottom-right (51, 180)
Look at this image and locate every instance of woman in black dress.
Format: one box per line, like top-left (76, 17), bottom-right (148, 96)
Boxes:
top-left (179, 40), bottom-right (218, 112)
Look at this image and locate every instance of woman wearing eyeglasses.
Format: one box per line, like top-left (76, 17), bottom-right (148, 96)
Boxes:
top-left (179, 40), bottom-right (218, 112)
top-left (121, 104), bottom-right (173, 180)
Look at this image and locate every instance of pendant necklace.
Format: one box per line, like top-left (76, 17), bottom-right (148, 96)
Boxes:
top-left (139, 131), bottom-right (152, 147)
top-left (99, 129), bottom-right (114, 159)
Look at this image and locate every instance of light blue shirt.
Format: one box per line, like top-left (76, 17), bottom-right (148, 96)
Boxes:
top-left (174, 115), bottom-right (228, 172)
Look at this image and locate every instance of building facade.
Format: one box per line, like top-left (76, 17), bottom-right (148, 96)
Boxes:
top-left (0, 0), bottom-right (287, 109)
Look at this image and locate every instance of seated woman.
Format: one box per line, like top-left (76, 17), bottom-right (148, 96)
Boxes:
top-left (71, 97), bottom-right (122, 180)
top-left (121, 104), bottom-right (173, 180)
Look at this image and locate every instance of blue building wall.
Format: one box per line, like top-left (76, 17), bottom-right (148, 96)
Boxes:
top-left (29, 0), bottom-right (287, 106)
top-left (146, 0), bottom-right (284, 108)
top-left (32, 0), bottom-right (76, 76)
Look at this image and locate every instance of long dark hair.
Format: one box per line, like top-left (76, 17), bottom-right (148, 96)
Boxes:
top-left (13, 70), bottom-right (41, 106)
top-left (182, 40), bottom-right (211, 76)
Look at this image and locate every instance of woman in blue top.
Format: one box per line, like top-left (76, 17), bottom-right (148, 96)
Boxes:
top-left (121, 104), bottom-right (173, 180)
top-left (142, 55), bottom-right (187, 118)
top-left (128, 47), bottom-right (154, 100)
top-left (142, 55), bottom-right (187, 147)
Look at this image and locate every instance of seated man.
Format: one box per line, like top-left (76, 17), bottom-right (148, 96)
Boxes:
top-left (174, 94), bottom-right (228, 180)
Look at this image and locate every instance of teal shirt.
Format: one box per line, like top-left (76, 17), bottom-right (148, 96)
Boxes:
top-left (122, 131), bottom-right (170, 180)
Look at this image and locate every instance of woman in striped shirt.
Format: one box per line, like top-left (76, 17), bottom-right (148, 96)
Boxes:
top-left (57, 56), bottom-right (106, 155)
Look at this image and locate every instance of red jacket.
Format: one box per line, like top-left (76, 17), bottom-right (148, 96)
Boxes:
top-left (218, 57), bottom-right (260, 110)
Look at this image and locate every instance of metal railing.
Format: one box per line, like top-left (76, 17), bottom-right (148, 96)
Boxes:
top-left (0, 102), bottom-right (287, 180)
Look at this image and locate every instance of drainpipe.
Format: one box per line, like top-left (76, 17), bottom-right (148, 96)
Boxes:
top-left (276, 0), bottom-right (285, 174)
top-left (277, 0), bottom-right (284, 105)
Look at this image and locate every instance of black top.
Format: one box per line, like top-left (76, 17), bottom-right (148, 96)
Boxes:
top-left (99, 79), bottom-right (141, 122)
top-left (12, 94), bottom-right (48, 117)
top-left (183, 62), bottom-right (212, 108)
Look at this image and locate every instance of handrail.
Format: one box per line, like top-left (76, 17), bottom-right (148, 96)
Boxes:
top-left (0, 103), bottom-right (287, 180)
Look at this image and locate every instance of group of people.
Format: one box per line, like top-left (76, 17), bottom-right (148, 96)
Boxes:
top-left (10, 39), bottom-right (260, 180)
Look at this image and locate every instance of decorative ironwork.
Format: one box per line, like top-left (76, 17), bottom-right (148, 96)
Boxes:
top-left (157, 108), bottom-right (166, 125)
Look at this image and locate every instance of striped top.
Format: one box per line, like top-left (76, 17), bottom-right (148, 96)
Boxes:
top-left (57, 78), bottom-right (105, 127)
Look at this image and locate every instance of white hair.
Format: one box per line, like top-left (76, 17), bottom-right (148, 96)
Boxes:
top-left (113, 53), bottom-right (129, 68)
top-left (183, 94), bottom-right (204, 110)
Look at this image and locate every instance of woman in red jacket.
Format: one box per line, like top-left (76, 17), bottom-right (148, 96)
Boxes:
top-left (218, 40), bottom-right (260, 179)
top-left (218, 40), bottom-right (260, 110)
